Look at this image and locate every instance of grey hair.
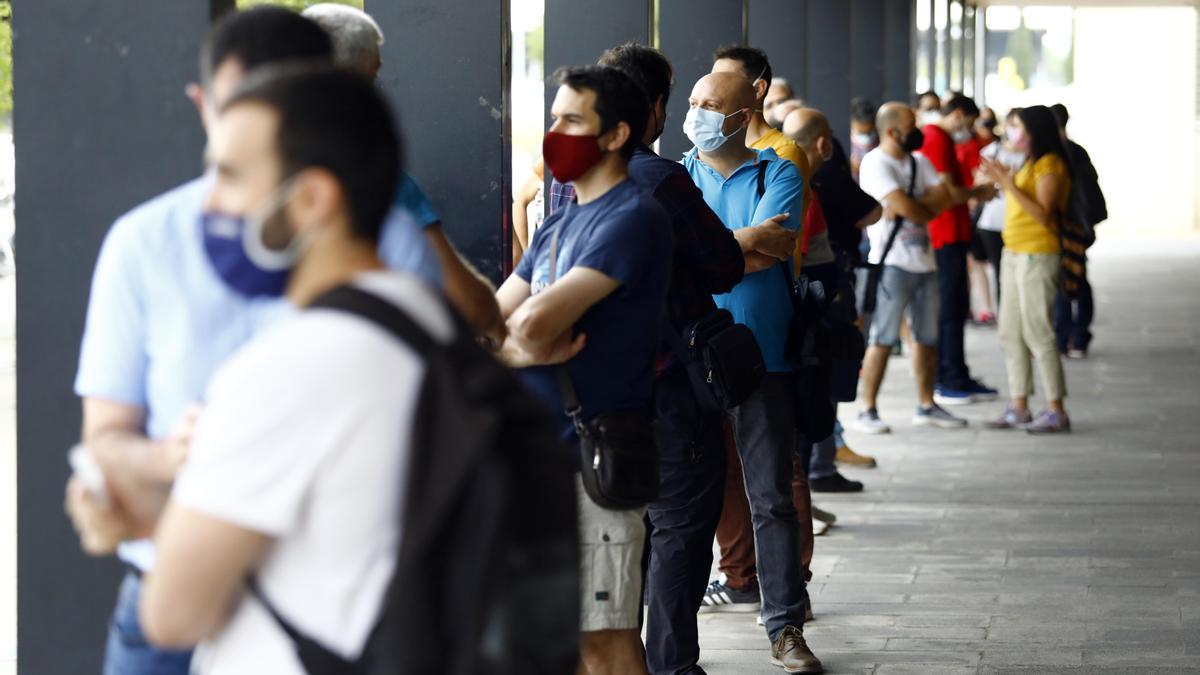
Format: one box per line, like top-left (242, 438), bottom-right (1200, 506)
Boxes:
top-left (301, 3), bottom-right (385, 73)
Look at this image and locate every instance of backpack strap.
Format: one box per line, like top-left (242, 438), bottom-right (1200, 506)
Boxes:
top-left (247, 579), bottom-right (362, 674)
top-left (309, 284), bottom-right (439, 357)
top-left (244, 284), bottom-right (444, 675)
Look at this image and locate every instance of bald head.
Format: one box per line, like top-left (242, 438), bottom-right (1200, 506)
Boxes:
top-left (769, 98), bottom-right (804, 129)
top-left (783, 108), bottom-right (830, 149)
top-left (690, 71), bottom-right (756, 116)
top-left (876, 102), bottom-right (914, 136)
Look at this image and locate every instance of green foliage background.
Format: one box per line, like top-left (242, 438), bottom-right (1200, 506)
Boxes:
top-left (238, 0), bottom-right (363, 10)
top-left (1, 1), bottom-right (12, 124)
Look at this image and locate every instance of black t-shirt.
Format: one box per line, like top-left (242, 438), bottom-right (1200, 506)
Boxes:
top-left (813, 138), bottom-right (880, 257)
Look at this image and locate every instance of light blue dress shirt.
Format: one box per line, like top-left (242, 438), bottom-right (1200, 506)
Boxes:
top-left (74, 173), bottom-right (441, 569)
top-left (682, 147), bottom-right (804, 373)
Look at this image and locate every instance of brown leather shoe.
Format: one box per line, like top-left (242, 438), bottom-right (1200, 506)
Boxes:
top-left (770, 625), bottom-right (823, 673)
top-left (834, 444), bottom-right (877, 467)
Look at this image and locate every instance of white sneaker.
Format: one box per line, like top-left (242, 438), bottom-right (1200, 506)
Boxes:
top-left (855, 409), bottom-right (891, 435)
top-left (912, 403), bottom-right (968, 429)
top-left (812, 518), bottom-right (831, 536)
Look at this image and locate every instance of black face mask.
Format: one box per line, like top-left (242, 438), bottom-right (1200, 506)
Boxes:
top-left (900, 127), bottom-right (925, 153)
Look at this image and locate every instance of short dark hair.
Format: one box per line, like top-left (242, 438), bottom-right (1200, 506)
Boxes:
top-left (597, 42), bottom-right (674, 109)
top-left (712, 45), bottom-right (772, 95)
top-left (201, 7), bottom-right (334, 88)
top-left (225, 66), bottom-right (402, 244)
top-left (850, 97), bottom-right (877, 123)
top-left (915, 90), bottom-right (940, 107)
top-left (1018, 105), bottom-right (1071, 169)
top-left (554, 66), bottom-right (648, 159)
top-left (941, 94), bottom-right (980, 118)
top-left (1050, 103), bottom-right (1070, 127)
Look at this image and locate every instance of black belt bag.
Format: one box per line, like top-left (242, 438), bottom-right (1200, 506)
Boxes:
top-left (548, 226), bottom-right (657, 510)
top-left (558, 369), bottom-right (658, 510)
top-left (663, 309), bottom-right (765, 414)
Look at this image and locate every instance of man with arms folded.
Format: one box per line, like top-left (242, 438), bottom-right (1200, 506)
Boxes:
top-left (682, 71), bottom-right (822, 673)
top-left (495, 66), bottom-right (672, 675)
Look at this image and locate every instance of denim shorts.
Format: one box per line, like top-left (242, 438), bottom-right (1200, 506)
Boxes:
top-left (867, 266), bottom-right (939, 347)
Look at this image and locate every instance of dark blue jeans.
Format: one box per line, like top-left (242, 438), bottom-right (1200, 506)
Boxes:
top-left (1054, 278), bottom-right (1093, 351)
top-left (729, 373), bottom-right (807, 642)
top-left (644, 369), bottom-right (727, 675)
top-left (104, 572), bottom-right (193, 675)
top-left (935, 242), bottom-right (973, 389)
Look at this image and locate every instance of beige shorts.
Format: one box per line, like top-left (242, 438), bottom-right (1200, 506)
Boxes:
top-left (576, 476), bottom-right (646, 632)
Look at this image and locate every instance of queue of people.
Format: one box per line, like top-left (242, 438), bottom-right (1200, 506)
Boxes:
top-left (61, 5), bottom-right (1107, 675)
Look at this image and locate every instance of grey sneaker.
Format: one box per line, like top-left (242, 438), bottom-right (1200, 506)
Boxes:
top-left (855, 408), bottom-right (891, 435)
top-left (770, 625), bottom-right (823, 673)
top-left (985, 405), bottom-right (1034, 430)
top-left (1027, 410), bottom-right (1071, 434)
top-left (912, 403), bottom-right (968, 429)
top-left (699, 579), bottom-right (760, 612)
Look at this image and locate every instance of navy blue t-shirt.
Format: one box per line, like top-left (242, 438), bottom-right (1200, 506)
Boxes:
top-left (514, 178), bottom-right (673, 449)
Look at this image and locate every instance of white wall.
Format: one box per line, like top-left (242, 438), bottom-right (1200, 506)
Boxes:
top-left (1069, 6), bottom-right (1198, 237)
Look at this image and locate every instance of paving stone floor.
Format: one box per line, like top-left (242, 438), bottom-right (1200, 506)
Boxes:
top-left (696, 239), bottom-right (1200, 674)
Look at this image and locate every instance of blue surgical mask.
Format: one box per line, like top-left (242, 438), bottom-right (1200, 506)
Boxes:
top-left (683, 106), bottom-right (747, 153)
top-left (201, 179), bottom-right (306, 298)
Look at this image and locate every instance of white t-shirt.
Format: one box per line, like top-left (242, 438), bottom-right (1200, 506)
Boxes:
top-left (977, 143), bottom-right (1028, 233)
top-left (174, 271), bottom-right (454, 675)
top-left (858, 148), bottom-right (941, 273)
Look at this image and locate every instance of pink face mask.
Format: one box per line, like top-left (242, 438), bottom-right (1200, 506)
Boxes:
top-left (1006, 127), bottom-right (1026, 147)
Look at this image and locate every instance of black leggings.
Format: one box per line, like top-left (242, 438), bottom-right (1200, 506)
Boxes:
top-left (978, 229), bottom-right (1004, 300)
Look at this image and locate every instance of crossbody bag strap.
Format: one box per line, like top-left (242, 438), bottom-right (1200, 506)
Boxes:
top-left (876, 154), bottom-right (919, 266)
top-left (548, 227), bottom-right (585, 426)
top-left (753, 158), bottom-right (801, 299)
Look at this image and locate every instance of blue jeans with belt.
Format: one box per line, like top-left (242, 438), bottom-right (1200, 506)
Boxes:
top-left (103, 571), bottom-right (193, 675)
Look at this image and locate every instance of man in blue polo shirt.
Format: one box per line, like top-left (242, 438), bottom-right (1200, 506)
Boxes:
top-left (63, 10), bottom-right (440, 675)
top-left (681, 71), bottom-right (821, 673)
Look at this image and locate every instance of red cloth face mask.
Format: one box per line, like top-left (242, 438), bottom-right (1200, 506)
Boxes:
top-left (542, 131), bottom-right (604, 183)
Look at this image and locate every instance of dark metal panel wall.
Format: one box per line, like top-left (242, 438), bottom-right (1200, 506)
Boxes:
top-left (658, 0), bottom-right (745, 161)
top-left (884, 0), bottom-right (916, 104)
top-left (805, 0), bottom-right (853, 144)
top-left (545, 0), bottom-right (650, 121)
top-left (850, 0), bottom-right (887, 126)
top-left (746, 0), bottom-right (912, 144)
top-left (369, 0), bottom-right (511, 283)
top-left (13, 3), bottom-right (212, 672)
top-left (747, 0), bottom-right (808, 101)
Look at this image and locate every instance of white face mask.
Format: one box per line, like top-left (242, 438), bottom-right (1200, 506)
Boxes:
top-left (683, 106), bottom-right (747, 153)
top-left (952, 128), bottom-right (973, 144)
top-left (919, 110), bottom-right (942, 127)
top-left (851, 131), bottom-right (877, 147)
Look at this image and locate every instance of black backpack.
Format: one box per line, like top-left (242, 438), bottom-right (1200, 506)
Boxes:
top-left (252, 284), bottom-right (581, 675)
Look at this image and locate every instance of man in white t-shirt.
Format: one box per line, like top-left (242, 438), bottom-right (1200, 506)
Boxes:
top-left (123, 68), bottom-right (446, 673)
top-left (855, 102), bottom-right (966, 434)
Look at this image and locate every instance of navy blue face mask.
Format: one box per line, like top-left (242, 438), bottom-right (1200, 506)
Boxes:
top-left (201, 180), bottom-right (304, 298)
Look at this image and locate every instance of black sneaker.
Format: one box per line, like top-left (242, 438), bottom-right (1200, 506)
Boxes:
top-left (809, 472), bottom-right (864, 493)
top-left (698, 579), bottom-right (760, 613)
